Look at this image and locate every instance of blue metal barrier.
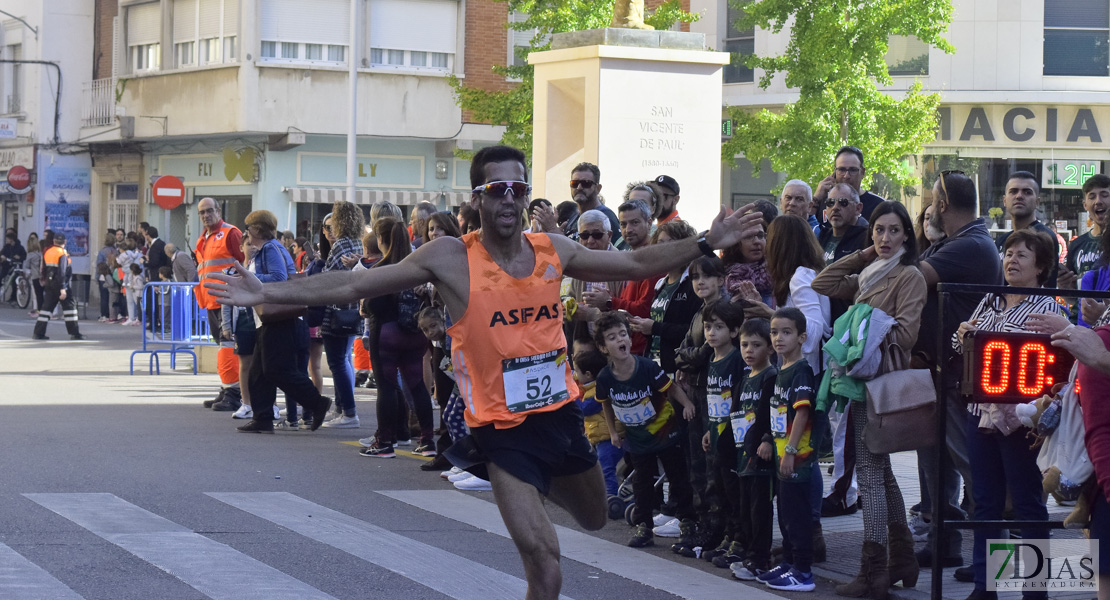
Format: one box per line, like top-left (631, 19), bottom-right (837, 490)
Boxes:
top-left (129, 282), bottom-right (218, 375)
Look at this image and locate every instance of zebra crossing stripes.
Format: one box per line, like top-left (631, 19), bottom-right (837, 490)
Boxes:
top-left (207, 491), bottom-right (567, 600)
top-left (0, 542), bottom-right (84, 600)
top-left (24, 493), bottom-right (338, 600)
top-left (378, 490), bottom-right (783, 600)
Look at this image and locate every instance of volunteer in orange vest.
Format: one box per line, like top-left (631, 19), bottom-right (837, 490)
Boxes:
top-left (204, 145), bottom-right (763, 600)
top-left (194, 197), bottom-right (245, 340)
top-left (33, 232), bottom-right (84, 340)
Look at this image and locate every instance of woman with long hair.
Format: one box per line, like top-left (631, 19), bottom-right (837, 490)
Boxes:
top-left (359, 217), bottom-right (438, 458)
top-left (812, 201), bottom-right (928, 598)
top-left (319, 201), bottom-right (365, 429)
top-left (423, 211), bottom-right (462, 243)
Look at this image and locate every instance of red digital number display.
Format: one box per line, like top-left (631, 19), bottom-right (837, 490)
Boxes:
top-left (964, 331), bottom-right (1074, 403)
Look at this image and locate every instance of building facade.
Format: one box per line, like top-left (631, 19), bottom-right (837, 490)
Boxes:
top-left (0, 1), bottom-right (95, 273)
top-left (693, 0), bottom-right (1110, 235)
top-left (56, 0), bottom-right (516, 285)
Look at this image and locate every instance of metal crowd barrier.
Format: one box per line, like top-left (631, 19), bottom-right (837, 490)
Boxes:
top-left (129, 282), bottom-right (217, 375)
top-left (931, 283), bottom-right (1110, 598)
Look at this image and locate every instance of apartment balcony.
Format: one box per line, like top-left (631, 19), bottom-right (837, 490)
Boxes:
top-left (81, 78), bottom-right (116, 128)
top-left (109, 63), bottom-right (459, 141)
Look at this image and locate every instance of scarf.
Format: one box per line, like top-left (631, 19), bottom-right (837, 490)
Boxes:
top-left (856, 247), bottom-right (905, 299)
top-left (725, 259), bottom-right (773, 303)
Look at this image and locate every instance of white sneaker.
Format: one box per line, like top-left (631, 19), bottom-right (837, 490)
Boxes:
top-left (653, 513), bottom-right (673, 527)
top-left (232, 405), bottom-right (253, 419)
top-left (440, 466), bottom-right (463, 479)
top-left (396, 439), bottom-right (413, 447)
top-left (652, 518), bottom-right (681, 538)
top-left (321, 415), bottom-right (360, 429)
top-left (454, 476), bottom-right (492, 491)
top-left (358, 435), bottom-right (378, 448)
top-left (447, 471), bottom-right (474, 483)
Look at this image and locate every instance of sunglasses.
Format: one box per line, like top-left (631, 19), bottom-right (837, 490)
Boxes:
top-left (473, 180), bottom-right (531, 197)
top-left (570, 179), bottom-right (597, 189)
top-left (938, 169), bottom-right (965, 200)
top-left (578, 231), bottom-right (608, 241)
top-left (825, 198), bottom-right (854, 208)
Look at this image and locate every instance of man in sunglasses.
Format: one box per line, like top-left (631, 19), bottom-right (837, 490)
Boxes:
top-left (565, 162), bottom-right (622, 247)
top-left (814, 146), bottom-right (885, 223)
top-left (206, 144), bottom-right (763, 600)
top-left (816, 184), bottom-right (869, 268)
top-left (651, 174), bottom-right (682, 225)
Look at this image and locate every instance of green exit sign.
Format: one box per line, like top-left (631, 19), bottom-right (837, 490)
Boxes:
top-left (722, 120), bottom-right (733, 137)
top-left (1043, 160), bottom-right (1100, 189)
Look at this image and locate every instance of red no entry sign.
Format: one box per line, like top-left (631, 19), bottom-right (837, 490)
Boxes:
top-left (152, 175), bottom-right (185, 210)
top-left (7, 165), bottom-right (29, 191)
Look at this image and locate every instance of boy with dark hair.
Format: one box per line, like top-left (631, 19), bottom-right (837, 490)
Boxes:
top-left (691, 300), bottom-right (746, 566)
top-left (594, 311), bottom-right (697, 548)
top-left (729, 317), bottom-right (778, 580)
top-left (757, 307), bottom-right (817, 592)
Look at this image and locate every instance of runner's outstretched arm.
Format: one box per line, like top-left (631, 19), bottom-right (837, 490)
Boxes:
top-left (557, 205), bottom-right (762, 283)
top-left (204, 236), bottom-right (461, 308)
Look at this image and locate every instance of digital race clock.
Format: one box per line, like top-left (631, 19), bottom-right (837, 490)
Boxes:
top-left (962, 330), bottom-right (1075, 403)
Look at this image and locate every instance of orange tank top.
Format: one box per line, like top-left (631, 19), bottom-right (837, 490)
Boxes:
top-left (449, 232), bottom-right (578, 429)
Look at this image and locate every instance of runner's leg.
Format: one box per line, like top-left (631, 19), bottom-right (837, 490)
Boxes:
top-left (487, 462), bottom-right (562, 600)
top-left (547, 463), bottom-right (608, 531)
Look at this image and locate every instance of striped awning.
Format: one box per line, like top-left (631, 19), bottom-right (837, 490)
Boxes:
top-left (287, 187), bottom-right (470, 207)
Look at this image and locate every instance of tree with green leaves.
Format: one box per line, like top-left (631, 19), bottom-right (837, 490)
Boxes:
top-left (448, 0), bottom-right (696, 162)
top-left (720, 0), bottom-right (955, 199)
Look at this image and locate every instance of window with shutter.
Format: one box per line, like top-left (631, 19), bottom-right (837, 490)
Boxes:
top-left (368, 0), bottom-right (458, 72)
top-left (260, 0), bottom-right (349, 65)
top-left (127, 2), bottom-right (162, 73)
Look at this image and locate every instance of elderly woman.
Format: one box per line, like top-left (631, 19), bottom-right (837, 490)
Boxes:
top-left (954, 229), bottom-right (1063, 600)
top-left (812, 201), bottom-right (927, 599)
top-left (235, 210), bottom-right (332, 434)
top-left (320, 200), bottom-right (365, 429)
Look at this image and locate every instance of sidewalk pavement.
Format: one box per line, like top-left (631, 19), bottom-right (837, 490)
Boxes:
top-left (0, 304), bottom-right (1091, 598)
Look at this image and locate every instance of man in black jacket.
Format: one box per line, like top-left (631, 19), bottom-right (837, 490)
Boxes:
top-left (814, 146), bottom-right (886, 223)
top-left (33, 233), bottom-right (84, 340)
top-left (815, 183), bottom-right (869, 519)
top-left (143, 226), bottom-right (169, 331)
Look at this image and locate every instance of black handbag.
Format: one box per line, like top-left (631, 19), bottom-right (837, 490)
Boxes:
top-left (326, 307), bottom-right (362, 336)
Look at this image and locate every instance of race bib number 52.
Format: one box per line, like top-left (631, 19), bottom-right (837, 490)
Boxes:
top-left (503, 349), bottom-right (570, 414)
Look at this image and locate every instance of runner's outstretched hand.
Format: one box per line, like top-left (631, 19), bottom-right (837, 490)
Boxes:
top-left (204, 259), bottom-right (264, 307)
top-left (704, 205), bottom-right (762, 251)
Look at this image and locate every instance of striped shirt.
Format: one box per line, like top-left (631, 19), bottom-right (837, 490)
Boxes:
top-left (953, 293), bottom-right (1065, 417)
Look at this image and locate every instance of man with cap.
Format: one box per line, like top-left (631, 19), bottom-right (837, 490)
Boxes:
top-left (33, 232), bottom-right (85, 340)
top-left (651, 175), bottom-right (681, 225)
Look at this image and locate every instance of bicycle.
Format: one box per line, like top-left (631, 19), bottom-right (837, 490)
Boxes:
top-left (0, 261), bottom-right (31, 309)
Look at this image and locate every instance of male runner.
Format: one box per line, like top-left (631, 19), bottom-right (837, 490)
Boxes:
top-left (206, 145), bottom-right (761, 600)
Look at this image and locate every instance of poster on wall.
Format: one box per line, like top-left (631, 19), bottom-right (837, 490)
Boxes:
top-left (43, 168), bottom-right (91, 256)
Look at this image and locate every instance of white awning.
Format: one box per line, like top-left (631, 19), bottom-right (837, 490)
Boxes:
top-left (287, 187), bottom-right (469, 207)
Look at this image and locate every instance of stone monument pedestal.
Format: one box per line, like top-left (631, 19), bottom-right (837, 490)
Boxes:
top-left (529, 29), bottom-right (729, 231)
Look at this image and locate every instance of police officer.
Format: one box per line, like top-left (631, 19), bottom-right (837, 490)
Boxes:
top-left (33, 232), bottom-right (84, 340)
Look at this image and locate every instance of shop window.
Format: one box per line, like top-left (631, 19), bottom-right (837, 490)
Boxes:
top-left (722, 0), bottom-right (754, 84)
top-left (1044, 0), bottom-right (1110, 76)
top-left (885, 35), bottom-right (929, 76)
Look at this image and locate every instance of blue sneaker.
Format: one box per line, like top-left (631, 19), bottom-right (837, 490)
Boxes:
top-left (764, 567), bottom-right (816, 592)
top-left (756, 562), bottom-right (791, 584)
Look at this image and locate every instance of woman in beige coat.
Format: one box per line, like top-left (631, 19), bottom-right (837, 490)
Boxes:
top-left (812, 201), bottom-right (926, 599)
